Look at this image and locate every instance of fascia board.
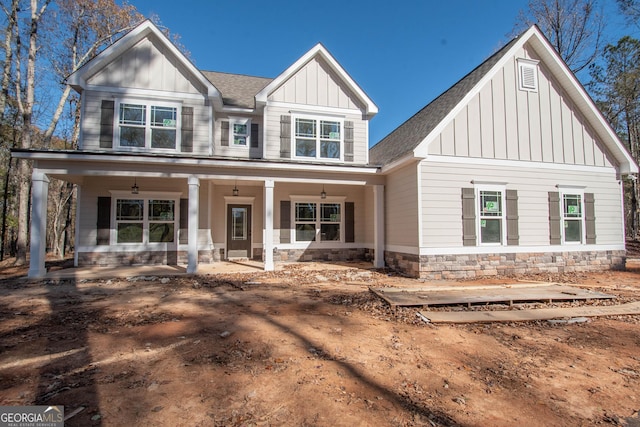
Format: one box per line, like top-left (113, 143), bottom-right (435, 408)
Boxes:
top-left (255, 43), bottom-right (378, 116)
top-left (12, 151), bottom-right (381, 175)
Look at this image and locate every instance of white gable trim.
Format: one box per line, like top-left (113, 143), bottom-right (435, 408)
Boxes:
top-left (66, 20), bottom-right (222, 105)
top-left (412, 26), bottom-right (638, 175)
top-left (255, 43), bottom-right (378, 117)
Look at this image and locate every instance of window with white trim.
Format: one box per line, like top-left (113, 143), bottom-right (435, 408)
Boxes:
top-left (294, 115), bottom-right (342, 160)
top-left (294, 201), bottom-right (342, 242)
top-left (478, 188), bottom-right (505, 245)
top-left (562, 193), bottom-right (584, 243)
top-left (229, 117), bottom-right (251, 147)
top-left (115, 198), bottom-right (176, 244)
top-left (116, 100), bottom-right (180, 150)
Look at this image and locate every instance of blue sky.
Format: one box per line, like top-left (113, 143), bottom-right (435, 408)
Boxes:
top-left (134, 0), bottom-right (626, 146)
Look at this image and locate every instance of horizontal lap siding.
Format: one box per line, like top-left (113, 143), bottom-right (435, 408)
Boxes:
top-left (81, 91), bottom-right (210, 154)
top-left (420, 159), bottom-right (623, 247)
top-left (385, 163), bottom-right (419, 247)
top-left (214, 113), bottom-right (263, 158)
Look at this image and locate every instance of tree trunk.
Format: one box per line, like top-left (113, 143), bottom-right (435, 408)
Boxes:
top-left (0, 0), bottom-right (19, 120)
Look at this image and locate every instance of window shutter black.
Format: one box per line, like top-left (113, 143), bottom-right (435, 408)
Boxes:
top-left (548, 192), bottom-right (562, 244)
top-left (96, 197), bottom-right (111, 245)
top-left (506, 189), bottom-right (519, 246)
top-left (280, 200), bottom-right (291, 243)
top-left (181, 107), bottom-right (193, 152)
top-left (280, 115), bottom-right (291, 158)
top-left (100, 100), bottom-right (114, 149)
top-left (345, 202), bottom-right (355, 243)
top-left (250, 123), bottom-right (259, 148)
top-left (221, 121), bottom-right (229, 147)
top-left (585, 192), bottom-right (596, 244)
top-left (461, 188), bottom-right (476, 246)
top-left (344, 121), bottom-right (354, 162)
top-left (179, 198), bottom-right (188, 245)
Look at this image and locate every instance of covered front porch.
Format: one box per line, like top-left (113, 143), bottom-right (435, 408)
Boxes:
top-left (17, 150), bottom-right (385, 279)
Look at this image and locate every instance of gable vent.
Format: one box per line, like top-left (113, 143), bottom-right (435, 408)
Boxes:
top-left (518, 59), bottom-right (539, 92)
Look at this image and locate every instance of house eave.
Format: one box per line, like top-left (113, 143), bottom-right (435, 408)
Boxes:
top-left (11, 149), bottom-right (382, 175)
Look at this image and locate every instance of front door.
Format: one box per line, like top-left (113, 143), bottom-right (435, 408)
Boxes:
top-left (227, 204), bottom-right (252, 258)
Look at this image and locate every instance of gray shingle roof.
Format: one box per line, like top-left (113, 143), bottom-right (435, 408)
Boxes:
top-left (369, 36), bottom-right (521, 166)
top-left (201, 71), bottom-right (272, 109)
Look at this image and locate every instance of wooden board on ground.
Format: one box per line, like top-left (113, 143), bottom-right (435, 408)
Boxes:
top-left (418, 301), bottom-right (640, 324)
top-left (370, 284), bottom-right (613, 309)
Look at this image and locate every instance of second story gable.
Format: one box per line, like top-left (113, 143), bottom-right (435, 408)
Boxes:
top-left (66, 21), bottom-right (377, 166)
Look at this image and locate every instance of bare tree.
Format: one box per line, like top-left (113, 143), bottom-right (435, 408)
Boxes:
top-left (514, 0), bottom-right (605, 73)
top-left (0, 0), bottom-right (19, 121)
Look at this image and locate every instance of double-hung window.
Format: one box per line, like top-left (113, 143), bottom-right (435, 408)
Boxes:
top-left (478, 188), bottom-right (505, 245)
top-left (294, 201), bottom-right (342, 242)
top-left (115, 198), bottom-right (176, 244)
top-left (294, 116), bottom-right (342, 160)
top-left (228, 117), bottom-right (251, 147)
top-left (117, 100), bottom-right (180, 150)
top-left (562, 193), bottom-right (583, 243)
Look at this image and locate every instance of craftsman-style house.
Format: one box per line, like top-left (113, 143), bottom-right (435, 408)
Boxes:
top-left (371, 25), bottom-right (638, 279)
top-left (15, 22), bottom-right (638, 279)
top-left (17, 20), bottom-right (383, 278)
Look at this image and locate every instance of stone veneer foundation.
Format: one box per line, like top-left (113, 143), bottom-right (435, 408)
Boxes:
top-left (78, 250), bottom-right (216, 266)
top-left (273, 248), bottom-right (373, 263)
top-left (384, 250), bottom-right (626, 280)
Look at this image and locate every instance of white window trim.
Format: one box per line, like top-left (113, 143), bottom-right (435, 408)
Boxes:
top-left (559, 188), bottom-right (586, 245)
top-left (474, 184), bottom-right (507, 246)
top-left (109, 192), bottom-right (180, 247)
top-left (290, 196), bottom-right (346, 243)
top-left (517, 58), bottom-right (539, 92)
top-left (113, 98), bottom-right (182, 152)
top-left (228, 116), bottom-right (251, 148)
top-left (291, 113), bottom-right (344, 162)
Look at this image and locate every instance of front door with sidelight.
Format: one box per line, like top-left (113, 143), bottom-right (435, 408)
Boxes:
top-left (227, 204), bottom-right (252, 258)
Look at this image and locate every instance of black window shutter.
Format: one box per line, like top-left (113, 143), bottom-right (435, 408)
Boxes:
top-left (221, 121), bottom-right (229, 147)
top-left (100, 100), bottom-right (114, 149)
top-left (280, 115), bottom-right (291, 158)
top-left (461, 188), bottom-right (476, 246)
top-left (548, 192), bottom-right (562, 244)
top-left (96, 197), bottom-right (111, 245)
top-left (280, 200), bottom-right (291, 243)
top-left (179, 198), bottom-right (188, 245)
top-left (506, 189), bottom-right (519, 246)
top-left (181, 107), bottom-right (193, 152)
top-left (344, 121), bottom-right (354, 162)
top-left (345, 202), bottom-right (355, 243)
top-left (585, 192), bottom-right (596, 244)
top-left (250, 123), bottom-right (259, 148)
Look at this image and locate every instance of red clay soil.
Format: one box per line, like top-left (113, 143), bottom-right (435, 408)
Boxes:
top-left (0, 259), bottom-right (639, 426)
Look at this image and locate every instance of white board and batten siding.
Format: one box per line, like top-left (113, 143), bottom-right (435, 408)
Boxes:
top-left (428, 45), bottom-right (615, 170)
top-left (264, 57), bottom-right (370, 164)
top-left (420, 160), bottom-right (623, 248)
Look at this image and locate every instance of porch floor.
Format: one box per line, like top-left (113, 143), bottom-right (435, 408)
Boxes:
top-left (42, 260), bottom-right (375, 281)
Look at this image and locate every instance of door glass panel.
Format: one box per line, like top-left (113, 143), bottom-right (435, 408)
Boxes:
top-left (232, 207), bottom-right (247, 240)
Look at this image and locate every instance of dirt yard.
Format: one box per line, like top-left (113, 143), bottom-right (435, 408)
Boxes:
top-left (1, 260), bottom-right (640, 426)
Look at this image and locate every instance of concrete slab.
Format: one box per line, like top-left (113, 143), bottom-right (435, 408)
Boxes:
top-left (418, 301), bottom-right (640, 324)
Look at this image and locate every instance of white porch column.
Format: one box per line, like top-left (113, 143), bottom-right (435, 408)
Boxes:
top-left (373, 184), bottom-right (385, 268)
top-left (263, 179), bottom-right (275, 271)
top-left (187, 176), bottom-right (200, 274)
top-left (28, 170), bottom-right (50, 278)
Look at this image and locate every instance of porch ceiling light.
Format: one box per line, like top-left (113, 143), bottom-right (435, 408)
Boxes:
top-left (131, 178), bottom-right (139, 194)
top-left (233, 181), bottom-right (239, 197)
top-left (321, 185), bottom-right (326, 199)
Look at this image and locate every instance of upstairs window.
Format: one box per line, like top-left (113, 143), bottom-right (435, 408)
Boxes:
top-left (116, 100), bottom-right (180, 151)
top-left (294, 115), bottom-right (342, 160)
top-left (227, 117), bottom-right (252, 147)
